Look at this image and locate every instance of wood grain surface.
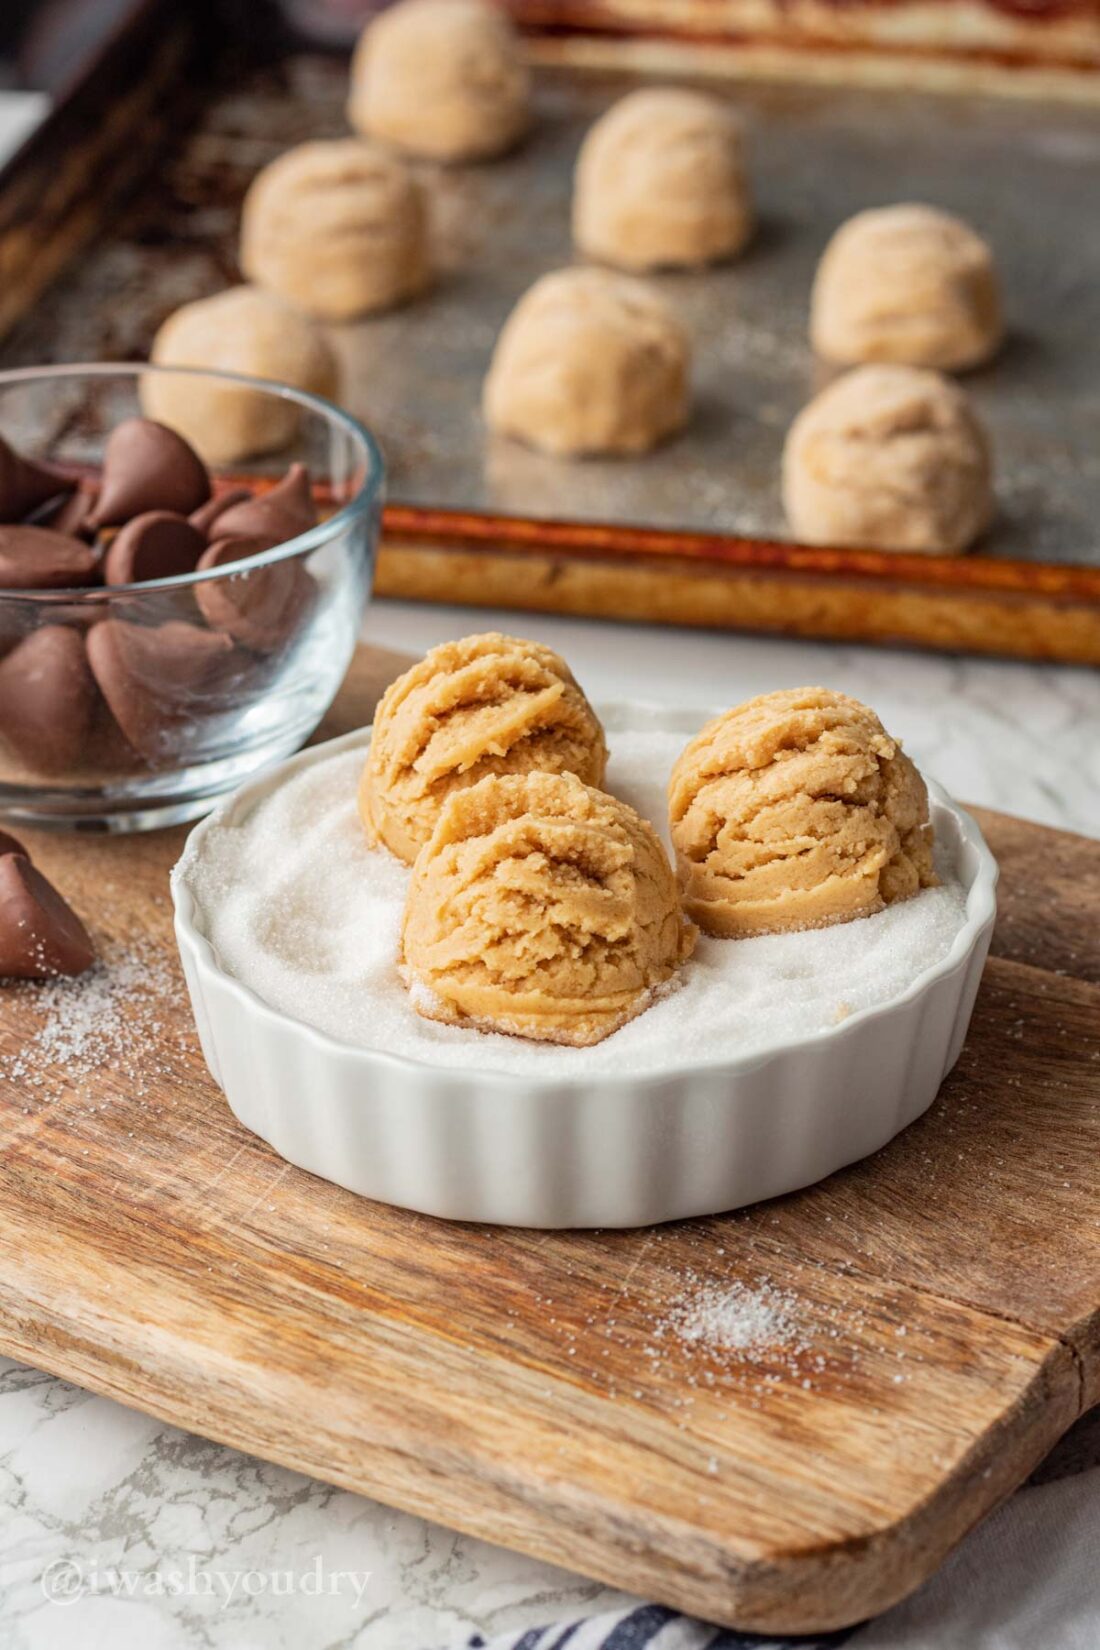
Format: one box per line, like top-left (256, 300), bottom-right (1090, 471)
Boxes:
top-left (0, 646), bottom-right (1098, 1633)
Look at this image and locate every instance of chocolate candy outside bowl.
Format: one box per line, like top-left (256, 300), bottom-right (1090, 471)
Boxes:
top-left (0, 828), bottom-right (95, 980)
top-left (0, 365), bottom-right (383, 832)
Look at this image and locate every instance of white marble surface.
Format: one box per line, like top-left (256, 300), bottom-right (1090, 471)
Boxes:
top-left (2, 603), bottom-right (1098, 1650)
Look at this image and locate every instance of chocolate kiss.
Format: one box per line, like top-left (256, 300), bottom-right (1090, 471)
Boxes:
top-left (89, 419), bottom-right (211, 529)
top-left (103, 511), bottom-right (205, 586)
top-left (0, 854), bottom-right (95, 978)
top-left (0, 433), bottom-right (75, 524)
top-left (0, 525), bottom-right (100, 589)
top-left (39, 481), bottom-right (100, 540)
top-left (195, 536), bottom-right (313, 653)
top-left (211, 464), bottom-right (316, 544)
top-left (190, 488), bottom-right (253, 538)
top-left (0, 625), bottom-right (99, 773)
top-left (87, 619), bottom-right (236, 762)
top-left (0, 829), bottom-right (27, 859)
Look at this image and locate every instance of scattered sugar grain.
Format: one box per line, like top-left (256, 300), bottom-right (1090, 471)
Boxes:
top-left (2, 938), bottom-right (187, 1096)
top-left (666, 1278), bottom-right (804, 1358)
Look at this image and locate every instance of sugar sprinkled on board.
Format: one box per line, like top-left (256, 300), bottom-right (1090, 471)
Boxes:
top-left (175, 732), bottom-right (969, 1079)
top-left (1, 937), bottom-right (188, 1097)
top-left (665, 1277), bottom-right (805, 1357)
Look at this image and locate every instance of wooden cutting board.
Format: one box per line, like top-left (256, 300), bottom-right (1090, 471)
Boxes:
top-left (1, 645), bottom-right (1098, 1635)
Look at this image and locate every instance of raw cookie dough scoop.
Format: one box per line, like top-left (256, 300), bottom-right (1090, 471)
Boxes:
top-left (669, 686), bottom-right (937, 938)
top-left (359, 631), bottom-right (607, 864)
top-left (400, 768), bottom-right (695, 1046)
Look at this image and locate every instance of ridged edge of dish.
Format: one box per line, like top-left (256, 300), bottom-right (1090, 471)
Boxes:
top-left (170, 703), bottom-right (997, 1225)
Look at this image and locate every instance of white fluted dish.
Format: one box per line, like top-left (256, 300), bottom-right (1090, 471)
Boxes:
top-left (172, 705), bottom-right (997, 1229)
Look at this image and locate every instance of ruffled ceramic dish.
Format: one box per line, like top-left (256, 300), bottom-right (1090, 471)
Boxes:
top-left (172, 704), bottom-right (998, 1229)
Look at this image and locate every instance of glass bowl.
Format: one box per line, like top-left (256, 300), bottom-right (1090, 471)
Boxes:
top-left (0, 364), bottom-right (383, 831)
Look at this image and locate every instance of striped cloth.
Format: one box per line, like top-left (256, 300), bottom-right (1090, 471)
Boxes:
top-left (454, 1604), bottom-right (853, 1650)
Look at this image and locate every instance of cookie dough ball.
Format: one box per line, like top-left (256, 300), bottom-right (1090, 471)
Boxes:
top-left (574, 88), bottom-right (752, 271)
top-left (483, 268), bottom-right (690, 457)
top-left (782, 365), bottom-right (993, 554)
top-left (349, 0), bottom-right (529, 163)
top-left (141, 287), bottom-right (337, 466)
top-left (240, 140), bottom-right (430, 322)
top-left (669, 687), bottom-right (936, 939)
top-left (360, 631), bottom-right (607, 865)
top-left (401, 770), bottom-right (695, 1046)
top-left (811, 204), bottom-right (1002, 372)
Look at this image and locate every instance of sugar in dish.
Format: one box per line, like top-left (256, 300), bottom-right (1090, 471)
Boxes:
top-left (183, 727), bottom-right (968, 1080)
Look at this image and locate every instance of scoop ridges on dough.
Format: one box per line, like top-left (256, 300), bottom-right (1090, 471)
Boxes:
top-left (668, 686), bottom-right (937, 938)
top-left (360, 632), bottom-right (608, 865)
top-left (482, 267), bottom-right (690, 457)
top-left (348, 0), bottom-right (529, 162)
top-left (240, 139), bottom-right (430, 321)
top-left (573, 87), bottom-right (753, 271)
top-left (782, 363), bottom-right (993, 554)
top-left (811, 202), bottom-right (1002, 372)
top-left (400, 769), bottom-right (695, 1046)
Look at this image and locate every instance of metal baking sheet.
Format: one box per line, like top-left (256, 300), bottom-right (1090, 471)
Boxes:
top-left (5, 54), bottom-right (1100, 563)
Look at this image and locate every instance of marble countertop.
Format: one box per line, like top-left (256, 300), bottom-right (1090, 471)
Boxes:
top-left (2, 603), bottom-right (1098, 1650)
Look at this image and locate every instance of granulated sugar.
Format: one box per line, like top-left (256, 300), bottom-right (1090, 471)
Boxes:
top-left (666, 1277), bottom-right (804, 1357)
top-left (2, 938), bottom-right (184, 1096)
top-left (175, 731), bottom-right (969, 1078)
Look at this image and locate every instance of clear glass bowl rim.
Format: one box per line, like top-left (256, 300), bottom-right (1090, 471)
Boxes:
top-left (0, 362), bottom-right (386, 601)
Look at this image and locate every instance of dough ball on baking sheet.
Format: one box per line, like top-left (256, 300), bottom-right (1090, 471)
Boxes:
top-left (782, 364), bottom-right (993, 555)
top-left (349, 0), bottom-right (529, 163)
top-left (574, 87), bottom-right (752, 272)
top-left (483, 267), bottom-right (690, 458)
top-left (811, 204), bottom-right (1002, 372)
top-left (241, 140), bottom-right (430, 322)
top-left (142, 286), bottom-right (337, 466)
